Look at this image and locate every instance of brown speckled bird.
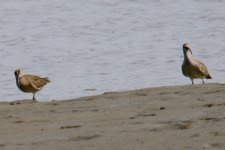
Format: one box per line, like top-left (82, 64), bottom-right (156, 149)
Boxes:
top-left (14, 69), bottom-right (50, 100)
top-left (182, 43), bottom-right (212, 85)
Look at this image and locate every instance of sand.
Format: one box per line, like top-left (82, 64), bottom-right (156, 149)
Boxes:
top-left (0, 83), bottom-right (225, 150)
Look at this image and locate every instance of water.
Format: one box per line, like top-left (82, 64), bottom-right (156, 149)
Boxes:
top-left (0, 0), bottom-right (225, 101)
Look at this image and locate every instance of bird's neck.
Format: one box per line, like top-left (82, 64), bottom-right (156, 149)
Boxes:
top-left (15, 75), bottom-right (21, 87)
top-left (184, 50), bottom-right (194, 64)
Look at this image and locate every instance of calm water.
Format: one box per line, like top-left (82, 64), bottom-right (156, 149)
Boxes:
top-left (0, 0), bottom-right (225, 101)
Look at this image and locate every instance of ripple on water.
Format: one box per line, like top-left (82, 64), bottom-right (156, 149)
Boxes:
top-left (0, 0), bottom-right (225, 101)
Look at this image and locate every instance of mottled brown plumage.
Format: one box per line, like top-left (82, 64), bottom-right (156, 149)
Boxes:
top-left (182, 43), bottom-right (212, 85)
top-left (14, 69), bottom-right (50, 100)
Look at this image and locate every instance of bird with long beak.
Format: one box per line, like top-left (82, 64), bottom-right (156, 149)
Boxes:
top-left (181, 43), bottom-right (212, 85)
top-left (14, 69), bottom-right (50, 101)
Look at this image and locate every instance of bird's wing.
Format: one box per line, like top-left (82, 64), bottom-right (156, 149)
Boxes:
top-left (194, 60), bottom-right (209, 75)
top-left (24, 75), bottom-right (49, 89)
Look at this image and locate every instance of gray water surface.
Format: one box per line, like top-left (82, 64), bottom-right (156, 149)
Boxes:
top-left (0, 0), bottom-right (225, 101)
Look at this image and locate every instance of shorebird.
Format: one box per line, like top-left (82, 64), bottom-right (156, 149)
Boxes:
top-left (182, 43), bottom-right (212, 85)
top-left (14, 69), bottom-right (50, 101)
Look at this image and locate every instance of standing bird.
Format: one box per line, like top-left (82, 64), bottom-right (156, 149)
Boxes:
top-left (14, 69), bottom-right (50, 101)
top-left (182, 43), bottom-right (212, 85)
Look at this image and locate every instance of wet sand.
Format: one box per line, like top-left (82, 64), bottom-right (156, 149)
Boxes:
top-left (0, 83), bottom-right (225, 150)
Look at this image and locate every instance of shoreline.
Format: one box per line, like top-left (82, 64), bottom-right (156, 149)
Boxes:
top-left (0, 83), bottom-right (225, 150)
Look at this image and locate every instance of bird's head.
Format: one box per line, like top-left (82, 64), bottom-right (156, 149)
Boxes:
top-left (183, 42), bottom-right (192, 54)
top-left (14, 69), bottom-right (21, 79)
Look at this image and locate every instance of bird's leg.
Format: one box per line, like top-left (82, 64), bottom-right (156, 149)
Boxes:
top-left (32, 93), bottom-right (36, 101)
top-left (202, 79), bottom-right (205, 84)
top-left (191, 79), bottom-right (194, 85)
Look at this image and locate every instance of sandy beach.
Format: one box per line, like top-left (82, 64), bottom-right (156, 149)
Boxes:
top-left (0, 83), bottom-right (225, 150)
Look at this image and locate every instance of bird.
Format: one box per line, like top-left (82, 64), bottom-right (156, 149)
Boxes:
top-left (181, 43), bottom-right (212, 85)
top-left (14, 69), bottom-right (50, 101)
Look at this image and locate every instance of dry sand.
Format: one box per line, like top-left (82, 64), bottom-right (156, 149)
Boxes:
top-left (0, 83), bottom-right (225, 150)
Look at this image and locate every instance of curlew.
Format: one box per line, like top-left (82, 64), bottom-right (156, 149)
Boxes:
top-left (181, 43), bottom-right (212, 85)
top-left (14, 69), bottom-right (50, 101)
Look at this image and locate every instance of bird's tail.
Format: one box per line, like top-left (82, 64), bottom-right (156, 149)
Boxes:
top-left (206, 74), bottom-right (212, 79)
top-left (43, 77), bottom-right (50, 83)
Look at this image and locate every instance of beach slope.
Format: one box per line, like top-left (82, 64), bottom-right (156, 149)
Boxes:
top-left (0, 83), bottom-right (225, 150)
